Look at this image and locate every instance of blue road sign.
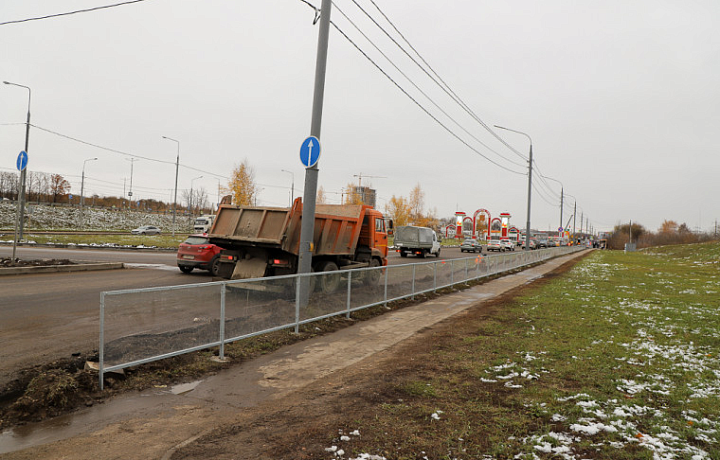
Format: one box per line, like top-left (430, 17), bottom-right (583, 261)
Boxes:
top-left (299, 136), bottom-right (321, 168)
top-left (558, 227), bottom-right (564, 232)
top-left (16, 151), bottom-right (28, 171)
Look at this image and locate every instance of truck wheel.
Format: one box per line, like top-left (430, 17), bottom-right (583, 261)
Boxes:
top-left (435, 248), bottom-right (441, 258)
top-left (417, 250), bottom-right (425, 258)
top-left (400, 251), bottom-right (407, 258)
top-left (179, 265), bottom-right (193, 274)
top-left (317, 261), bottom-right (341, 293)
top-left (363, 259), bottom-right (381, 286)
top-left (210, 256), bottom-right (221, 277)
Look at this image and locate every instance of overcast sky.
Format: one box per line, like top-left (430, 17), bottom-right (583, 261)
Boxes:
top-left (2, 0), bottom-right (719, 234)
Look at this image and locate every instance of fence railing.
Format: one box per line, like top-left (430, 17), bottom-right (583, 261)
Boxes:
top-left (99, 246), bottom-right (585, 389)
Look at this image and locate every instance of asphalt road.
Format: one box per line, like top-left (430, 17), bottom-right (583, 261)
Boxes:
top-left (0, 243), bottom-right (503, 386)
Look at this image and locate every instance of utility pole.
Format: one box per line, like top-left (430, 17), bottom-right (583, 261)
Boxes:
top-left (126, 158), bottom-right (138, 208)
top-left (298, 0), bottom-right (333, 287)
top-left (162, 136), bottom-right (180, 236)
top-left (3, 81), bottom-right (31, 240)
top-left (494, 125), bottom-right (533, 251)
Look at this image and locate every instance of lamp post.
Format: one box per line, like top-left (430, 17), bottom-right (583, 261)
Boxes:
top-left (494, 125), bottom-right (532, 251)
top-left (281, 169), bottom-right (294, 207)
top-left (162, 136), bottom-right (180, 236)
top-left (542, 176), bottom-right (564, 232)
top-left (215, 178), bottom-right (221, 211)
top-left (80, 157), bottom-right (98, 226)
top-left (190, 175), bottom-right (203, 215)
top-left (125, 158), bottom-right (138, 208)
top-left (3, 80), bottom-right (31, 242)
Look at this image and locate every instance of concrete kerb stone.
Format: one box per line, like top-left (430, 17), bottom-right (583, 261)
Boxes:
top-left (0, 261), bottom-right (124, 276)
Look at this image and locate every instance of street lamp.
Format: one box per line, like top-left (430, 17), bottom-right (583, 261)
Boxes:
top-left (80, 158), bottom-right (98, 226)
top-left (4, 80), bottom-right (31, 244)
top-left (162, 136), bottom-right (180, 236)
top-left (190, 175), bottom-right (203, 215)
top-left (542, 175), bottom-right (564, 232)
top-left (494, 125), bottom-right (533, 251)
top-left (281, 169), bottom-right (294, 207)
top-left (125, 158), bottom-right (138, 208)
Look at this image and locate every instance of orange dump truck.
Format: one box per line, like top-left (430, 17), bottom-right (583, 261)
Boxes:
top-left (208, 198), bottom-right (390, 280)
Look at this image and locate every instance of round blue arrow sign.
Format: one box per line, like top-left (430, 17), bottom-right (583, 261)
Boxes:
top-left (299, 136), bottom-right (321, 168)
top-left (16, 151), bottom-right (28, 172)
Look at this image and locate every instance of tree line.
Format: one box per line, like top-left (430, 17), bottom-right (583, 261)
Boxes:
top-left (606, 219), bottom-right (718, 249)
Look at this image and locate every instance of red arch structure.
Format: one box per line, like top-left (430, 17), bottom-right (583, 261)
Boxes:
top-left (472, 209), bottom-right (491, 239)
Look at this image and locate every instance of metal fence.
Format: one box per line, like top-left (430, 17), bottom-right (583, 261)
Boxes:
top-left (99, 246), bottom-right (585, 388)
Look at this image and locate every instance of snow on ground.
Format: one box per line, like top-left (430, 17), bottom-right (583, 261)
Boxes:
top-left (0, 201), bottom-right (193, 232)
top-left (321, 254), bottom-right (720, 460)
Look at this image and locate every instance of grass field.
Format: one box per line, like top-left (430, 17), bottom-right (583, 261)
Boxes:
top-left (325, 243), bottom-right (720, 459)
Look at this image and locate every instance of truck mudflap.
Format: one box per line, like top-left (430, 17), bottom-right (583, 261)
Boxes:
top-left (231, 257), bottom-right (268, 280)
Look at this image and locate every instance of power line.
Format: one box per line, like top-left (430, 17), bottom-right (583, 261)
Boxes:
top-left (313, 6), bottom-right (525, 175)
top-left (0, 0), bottom-right (151, 27)
top-left (337, 0), bottom-right (526, 169)
top-left (350, 0), bottom-right (528, 163)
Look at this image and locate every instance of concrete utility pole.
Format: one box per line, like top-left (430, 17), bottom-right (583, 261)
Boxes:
top-left (4, 81), bottom-right (31, 241)
top-left (281, 169), bottom-right (295, 207)
top-left (126, 158), bottom-right (138, 207)
top-left (298, 0), bottom-right (333, 281)
top-left (162, 136), bottom-right (180, 236)
top-left (80, 157), bottom-right (98, 226)
top-left (495, 125), bottom-right (533, 251)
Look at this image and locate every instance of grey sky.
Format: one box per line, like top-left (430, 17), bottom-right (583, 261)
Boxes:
top-left (2, 0), bottom-right (719, 234)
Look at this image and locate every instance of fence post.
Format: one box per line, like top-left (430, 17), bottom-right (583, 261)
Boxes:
top-left (99, 292), bottom-right (105, 391)
top-left (433, 260), bottom-right (437, 292)
top-left (411, 264), bottom-right (416, 300)
top-left (465, 258), bottom-right (469, 285)
top-left (346, 270), bottom-right (352, 319)
top-left (295, 275), bottom-right (301, 334)
top-left (451, 259), bottom-right (454, 285)
top-left (384, 265), bottom-right (389, 307)
top-left (219, 283), bottom-right (226, 359)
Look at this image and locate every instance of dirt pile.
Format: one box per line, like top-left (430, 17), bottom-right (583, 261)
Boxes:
top-left (0, 258), bottom-right (76, 268)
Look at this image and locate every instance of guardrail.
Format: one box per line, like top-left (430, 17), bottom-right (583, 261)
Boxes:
top-left (99, 246), bottom-right (585, 389)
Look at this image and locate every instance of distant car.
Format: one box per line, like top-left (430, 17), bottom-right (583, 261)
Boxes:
top-left (521, 238), bottom-right (538, 250)
top-left (487, 238), bottom-right (503, 252)
top-left (460, 238), bottom-right (482, 253)
top-left (500, 238), bottom-right (515, 251)
top-left (177, 234), bottom-right (223, 275)
top-left (131, 225), bottom-right (161, 235)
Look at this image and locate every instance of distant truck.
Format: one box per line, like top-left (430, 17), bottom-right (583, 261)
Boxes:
top-left (393, 225), bottom-right (441, 258)
top-left (207, 198), bottom-right (389, 288)
top-left (193, 215), bottom-right (215, 233)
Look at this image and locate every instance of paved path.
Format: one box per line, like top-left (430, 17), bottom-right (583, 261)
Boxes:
top-left (0, 250), bottom-right (588, 459)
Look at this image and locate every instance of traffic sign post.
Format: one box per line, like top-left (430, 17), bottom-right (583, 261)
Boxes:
top-left (12, 151), bottom-right (29, 260)
top-left (299, 136), bottom-right (321, 168)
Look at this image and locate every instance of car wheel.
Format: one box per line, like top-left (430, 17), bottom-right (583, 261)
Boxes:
top-left (179, 265), bottom-right (193, 274)
top-left (210, 256), bottom-right (221, 277)
top-left (141, 232), bottom-right (146, 235)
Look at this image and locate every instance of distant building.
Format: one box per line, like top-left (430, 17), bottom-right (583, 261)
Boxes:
top-left (349, 186), bottom-right (376, 208)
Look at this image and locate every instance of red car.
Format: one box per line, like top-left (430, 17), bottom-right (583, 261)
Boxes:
top-left (177, 234), bottom-right (223, 276)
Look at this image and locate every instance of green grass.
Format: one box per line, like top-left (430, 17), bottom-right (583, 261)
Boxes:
top-left (332, 243), bottom-right (720, 459)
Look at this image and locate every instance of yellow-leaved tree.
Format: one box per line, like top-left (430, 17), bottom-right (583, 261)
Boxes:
top-left (385, 195), bottom-right (411, 226)
top-left (343, 182), bottom-right (365, 205)
top-left (228, 159), bottom-right (259, 206)
top-left (317, 186), bottom-right (327, 204)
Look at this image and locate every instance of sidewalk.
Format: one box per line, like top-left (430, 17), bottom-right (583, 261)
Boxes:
top-left (0, 250), bottom-right (589, 459)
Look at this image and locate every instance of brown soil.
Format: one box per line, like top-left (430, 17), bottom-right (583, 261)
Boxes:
top-left (170, 263), bottom-right (577, 460)
top-left (1, 254), bottom-right (585, 459)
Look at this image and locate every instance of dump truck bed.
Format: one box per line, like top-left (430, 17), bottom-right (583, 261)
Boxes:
top-left (208, 200), bottom-right (368, 257)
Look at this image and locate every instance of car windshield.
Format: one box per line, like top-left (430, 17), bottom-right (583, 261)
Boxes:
top-left (463, 239), bottom-right (476, 244)
top-left (183, 236), bottom-right (209, 245)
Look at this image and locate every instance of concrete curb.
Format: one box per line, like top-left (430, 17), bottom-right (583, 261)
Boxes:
top-left (0, 261), bottom-right (124, 276)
